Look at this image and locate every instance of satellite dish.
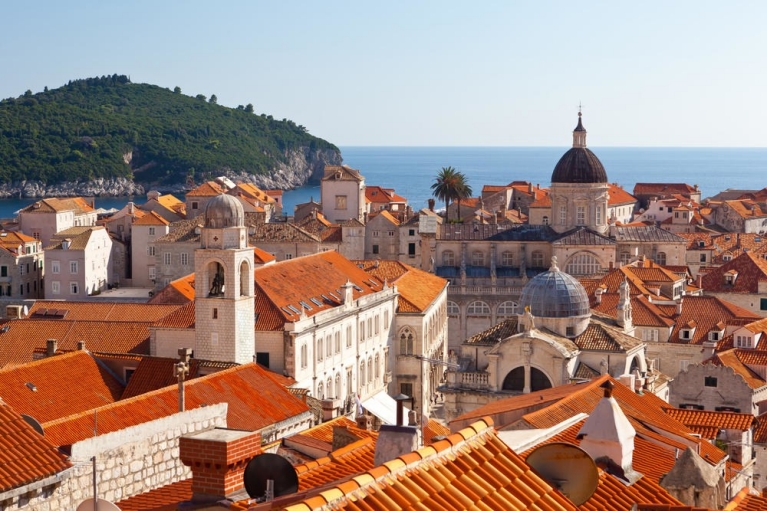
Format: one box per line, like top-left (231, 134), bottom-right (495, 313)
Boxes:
top-left (76, 498), bottom-right (121, 511)
top-left (526, 442), bottom-right (599, 506)
top-left (21, 414), bottom-right (44, 436)
top-left (243, 453), bottom-right (298, 499)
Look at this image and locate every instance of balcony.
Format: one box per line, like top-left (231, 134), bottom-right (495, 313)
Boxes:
top-left (446, 371), bottom-right (490, 390)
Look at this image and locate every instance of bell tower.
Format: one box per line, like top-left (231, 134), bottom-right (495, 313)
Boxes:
top-left (194, 194), bottom-right (255, 364)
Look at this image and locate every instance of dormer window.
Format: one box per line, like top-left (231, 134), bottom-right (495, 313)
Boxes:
top-left (736, 335), bottom-right (753, 348)
top-left (709, 331), bottom-right (721, 341)
top-left (723, 254), bottom-right (733, 262)
top-left (681, 329), bottom-right (691, 340)
top-left (698, 241), bottom-right (705, 248)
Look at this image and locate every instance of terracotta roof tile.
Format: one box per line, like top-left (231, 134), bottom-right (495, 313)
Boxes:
top-left (573, 321), bottom-right (644, 352)
top-left (28, 301), bottom-right (180, 322)
top-left (46, 225), bottom-right (105, 250)
top-left (149, 276), bottom-right (196, 306)
top-left (755, 412), bottom-right (767, 443)
top-left (722, 487), bottom-right (767, 511)
top-left (663, 407), bottom-right (754, 432)
top-left (608, 183), bottom-right (638, 205)
top-left (186, 181), bottom-right (227, 197)
top-left (133, 210), bottom-right (170, 226)
top-left (294, 438), bottom-right (377, 491)
top-left (20, 197), bottom-right (95, 214)
top-left (702, 252), bottom-right (767, 293)
top-left (668, 296), bottom-right (760, 345)
top-left (704, 349), bottom-right (766, 390)
top-left (354, 260), bottom-right (447, 314)
top-left (0, 351), bottom-right (123, 423)
top-left (254, 246), bottom-right (276, 264)
top-left (41, 363), bottom-right (310, 447)
top-left (463, 318), bottom-right (519, 345)
top-left (0, 401), bottom-right (72, 492)
top-left (322, 165), bottom-right (363, 182)
top-left (634, 183), bottom-right (697, 196)
top-left (423, 419), bottom-right (450, 444)
top-left (116, 478), bottom-right (192, 511)
top-left (120, 356), bottom-right (238, 399)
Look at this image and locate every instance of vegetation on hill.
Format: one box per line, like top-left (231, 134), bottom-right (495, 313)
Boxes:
top-left (0, 75), bottom-right (338, 186)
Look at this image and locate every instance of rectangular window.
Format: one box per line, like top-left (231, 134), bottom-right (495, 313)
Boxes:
top-left (408, 243), bottom-right (416, 256)
top-left (149, 267), bottom-right (156, 280)
top-left (300, 345), bottom-right (307, 368)
top-left (256, 352), bottom-right (270, 368)
top-left (372, 244), bottom-right (379, 254)
top-left (19, 265), bottom-right (24, 276)
top-left (147, 246), bottom-right (156, 256)
top-left (705, 376), bottom-right (718, 387)
top-left (359, 321), bottom-right (365, 341)
top-left (400, 383), bottom-right (413, 397)
top-left (373, 230), bottom-right (380, 237)
top-left (559, 205), bottom-right (567, 225)
top-left (346, 325), bottom-right (352, 347)
top-left (212, 308), bottom-right (218, 319)
top-left (149, 227), bottom-right (156, 236)
top-left (596, 206), bottom-right (602, 225)
top-left (388, 230), bottom-right (395, 237)
top-left (409, 229), bottom-right (415, 236)
top-left (576, 206), bottom-right (586, 226)
top-left (163, 253), bottom-right (172, 265)
top-left (761, 298), bottom-right (767, 311)
top-left (180, 253), bottom-right (189, 266)
top-left (51, 281), bottom-right (60, 295)
top-left (285, 253), bottom-right (293, 260)
top-left (335, 332), bottom-right (341, 353)
top-left (0, 266), bottom-right (6, 277)
top-left (70, 261), bottom-right (78, 274)
top-left (192, 202), bottom-right (199, 210)
top-left (70, 282), bottom-right (79, 295)
top-left (335, 195), bottom-right (347, 210)
top-left (317, 338), bottom-right (323, 361)
top-left (700, 254), bottom-right (706, 262)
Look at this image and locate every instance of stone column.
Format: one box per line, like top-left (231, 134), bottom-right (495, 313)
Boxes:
top-left (460, 242), bottom-right (467, 286)
top-left (490, 243), bottom-right (497, 285)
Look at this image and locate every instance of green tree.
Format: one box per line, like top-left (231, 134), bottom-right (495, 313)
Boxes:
top-left (453, 172), bottom-right (473, 221)
top-left (195, 94), bottom-right (206, 101)
top-left (431, 166), bottom-right (460, 217)
top-left (209, 94), bottom-right (217, 104)
top-left (245, 103), bottom-right (254, 113)
top-left (173, 86), bottom-right (182, 94)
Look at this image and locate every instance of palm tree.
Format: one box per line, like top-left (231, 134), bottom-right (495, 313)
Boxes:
top-left (454, 172), bottom-right (473, 222)
top-left (431, 166), bottom-right (460, 218)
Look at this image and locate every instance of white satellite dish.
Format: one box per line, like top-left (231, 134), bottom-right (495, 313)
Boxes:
top-left (526, 442), bottom-right (599, 506)
top-left (76, 498), bottom-right (121, 511)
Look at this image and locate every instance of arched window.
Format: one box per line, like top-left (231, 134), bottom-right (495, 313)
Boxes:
top-left (239, 260), bottom-right (250, 296)
top-left (500, 251), bottom-right (514, 266)
top-left (400, 328), bottom-right (415, 355)
top-left (335, 374), bottom-right (341, 399)
top-left (565, 253), bottom-right (601, 276)
top-left (467, 301), bottom-right (491, 316)
top-left (207, 261), bottom-right (226, 297)
top-left (531, 251), bottom-right (544, 268)
top-left (317, 338), bottom-right (323, 361)
top-left (367, 358), bottom-right (373, 383)
top-left (471, 250), bottom-right (484, 266)
top-left (375, 354), bottom-right (380, 381)
top-left (497, 301), bottom-right (518, 317)
top-left (442, 250), bottom-right (455, 266)
top-left (542, 216), bottom-right (549, 225)
top-left (656, 252), bottom-right (667, 265)
top-left (317, 382), bottom-right (324, 400)
top-left (502, 367), bottom-right (552, 392)
top-left (447, 301), bottom-right (460, 316)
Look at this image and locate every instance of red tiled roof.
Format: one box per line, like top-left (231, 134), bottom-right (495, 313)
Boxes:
top-left (608, 183), bottom-right (637, 205)
top-left (41, 363), bottom-right (310, 447)
top-left (0, 351), bottom-right (123, 423)
top-left (705, 350), bottom-right (766, 390)
top-left (663, 407), bottom-right (754, 432)
top-left (254, 246), bottom-right (276, 264)
top-left (152, 301), bottom-right (196, 328)
top-left (755, 412), bottom-right (767, 443)
top-left (0, 401), bottom-right (72, 492)
top-left (186, 181), bottom-right (226, 197)
top-left (634, 183), bottom-right (697, 196)
top-left (133, 210), bottom-right (170, 226)
top-left (120, 356), bottom-right (238, 399)
top-left (354, 260), bottom-right (447, 314)
top-left (722, 487), bottom-right (767, 511)
top-left (27, 301), bottom-right (180, 322)
top-left (294, 437), bottom-right (377, 492)
top-left (701, 252), bottom-right (767, 294)
top-left (668, 296), bottom-right (760, 345)
top-left (423, 418), bottom-right (450, 443)
top-left (148, 275), bottom-right (196, 305)
top-left (116, 478), bottom-right (192, 511)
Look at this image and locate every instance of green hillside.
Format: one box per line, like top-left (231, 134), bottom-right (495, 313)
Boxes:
top-left (0, 75), bottom-right (338, 186)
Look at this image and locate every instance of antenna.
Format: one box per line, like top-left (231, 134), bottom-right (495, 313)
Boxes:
top-left (21, 414), bottom-right (44, 436)
top-left (243, 453), bottom-right (298, 501)
top-left (526, 442), bottom-right (599, 506)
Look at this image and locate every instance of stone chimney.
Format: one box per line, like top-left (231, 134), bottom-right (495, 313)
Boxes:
top-left (696, 274), bottom-right (703, 289)
top-left (660, 447), bottom-right (725, 508)
top-left (341, 280), bottom-right (354, 306)
top-left (77, 340), bottom-right (86, 351)
top-left (576, 381), bottom-right (641, 484)
top-left (428, 198), bottom-right (435, 212)
top-left (373, 395), bottom-right (418, 466)
top-left (356, 413), bottom-right (372, 431)
top-left (179, 429), bottom-right (262, 502)
top-left (595, 287), bottom-right (604, 305)
top-left (46, 339), bottom-right (57, 357)
top-left (528, 182), bottom-right (534, 193)
top-left (676, 297), bottom-right (684, 316)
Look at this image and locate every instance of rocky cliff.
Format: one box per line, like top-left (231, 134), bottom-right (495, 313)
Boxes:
top-left (0, 147), bottom-right (342, 198)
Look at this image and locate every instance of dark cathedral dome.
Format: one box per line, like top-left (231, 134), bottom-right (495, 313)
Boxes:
top-left (550, 112), bottom-right (608, 184)
top-left (204, 194), bottom-right (244, 228)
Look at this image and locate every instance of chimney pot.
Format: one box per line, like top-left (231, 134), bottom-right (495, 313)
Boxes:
top-left (77, 340), bottom-right (86, 351)
top-left (46, 339), bottom-right (57, 357)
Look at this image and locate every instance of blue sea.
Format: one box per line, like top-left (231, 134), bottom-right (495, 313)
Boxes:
top-left (1, 147), bottom-right (765, 218)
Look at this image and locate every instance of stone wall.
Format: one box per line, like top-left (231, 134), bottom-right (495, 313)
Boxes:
top-left (11, 404), bottom-right (227, 511)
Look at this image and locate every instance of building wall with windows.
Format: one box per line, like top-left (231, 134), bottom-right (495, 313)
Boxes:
top-left (670, 363), bottom-right (767, 415)
top-left (320, 166), bottom-right (365, 224)
top-left (131, 216), bottom-right (170, 288)
top-left (0, 234), bottom-right (44, 300)
top-left (45, 227), bottom-right (112, 299)
top-left (364, 212), bottom-right (400, 260)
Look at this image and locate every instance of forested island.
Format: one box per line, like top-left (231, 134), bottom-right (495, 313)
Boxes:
top-left (0, 75), bottom-right (341, 197)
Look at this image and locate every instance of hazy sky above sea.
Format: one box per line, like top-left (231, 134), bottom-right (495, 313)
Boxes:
top-left (1, 1), bottom-right (765, 147)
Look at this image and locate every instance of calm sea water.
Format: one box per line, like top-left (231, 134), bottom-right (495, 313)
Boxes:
top-left (1, 147), bottom-right (765, 218)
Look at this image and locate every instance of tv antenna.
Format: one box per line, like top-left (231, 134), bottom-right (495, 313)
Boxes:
top-left (526, 442), bottom-right (599, 506)
top-left (243, 453), bottom-right (298, 502)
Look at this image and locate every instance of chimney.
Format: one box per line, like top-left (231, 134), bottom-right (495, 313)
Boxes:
top-left (46, 339), bottom-right (57, 357)
top-left (180, 429), bottom-right (262, 503)
top-left (696, 273), bottom-right (703, 288)
top-left (676, 297), bottom-right (684, 316)
top-left (595, 287), bottom-right (604, 305)
top-left (342, 280), bottom-right (354, 306)
top-left (577, 381), bottom-right (641, 484)
top-left (528, 182), bottom-right (534, 193)
top-left (77, 340), bottom-right (86, 351)
top-left (428, 198), bottom-right (435, 212)
top-left (373, 395), bottom-right (418, 465)
top-left (355, 413), bottom-right (373, 431)
top-left (659, 448), bottom-right (725, 508)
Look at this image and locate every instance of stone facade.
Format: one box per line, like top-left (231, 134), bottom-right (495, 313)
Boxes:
top-left (670, 364), bottom-right (767, 415)
top-left (8, 404), bottom-right (227, 511)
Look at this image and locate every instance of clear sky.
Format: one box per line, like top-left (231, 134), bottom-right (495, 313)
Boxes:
top-left (1, 1), bottom-right (764, 147)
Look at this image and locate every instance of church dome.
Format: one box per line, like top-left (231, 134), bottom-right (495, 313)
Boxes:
top-left (204, 194), bottom-right (244, 228)
top-left (519, 258), bottom-right (590, 318)
top-left (550, 112), bottom-right (608, 184)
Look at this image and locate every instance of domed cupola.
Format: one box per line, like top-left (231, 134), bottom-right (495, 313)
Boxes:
top-left (204, 194), bottom-right (245, 228)
top-left (518, 256), bottom-right (591, 338)
top-left (551, 111), bottom-right (608, 184)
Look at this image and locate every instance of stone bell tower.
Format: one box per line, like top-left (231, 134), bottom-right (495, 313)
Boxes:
top-left (194, 194), bottom-right (255, 364)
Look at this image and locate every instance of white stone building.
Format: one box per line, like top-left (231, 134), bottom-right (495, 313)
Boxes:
top-left (45, 226), bottom-right (112, 298)
top-left (18, 197), bottom-right (97, 247)
top-left (321, 165), bottom-right (366, 223)
top-left (131, 211), bottom-right (170, 288)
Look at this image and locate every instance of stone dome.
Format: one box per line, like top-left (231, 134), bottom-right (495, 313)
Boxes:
top-left (519, 257), bottom-right (591, 318)
top-left (550, 112), bottom-right (608, 184)
top-left (204, 194), bottom-right (244, 228)
top-left (551, 147), bottom-right (608, 184)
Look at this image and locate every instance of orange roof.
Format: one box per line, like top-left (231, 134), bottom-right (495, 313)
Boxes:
top-left (41, 363), bottom-right (310, 447)
top-left (702, 252), bottom-right (767, 293)
top-left (354, 260), bottom-right (447, 313)
top-left (186, 181), bottom-right (227, 197)
top-left (371, 209), bottom-right (400, 225)
top-left (254, 252), bottom-right (385, 327)
top-left (365, 185), bottom-right (407, 205)
top-left (668, 296), bottom-right (760, 345)
top-left (722, 199), bottom-right (767, 219)
top-left (0, 351), bottom-right (123, 423)
top-left (254, 246), bottom-right (276, 264)
top-left (0, 401), bottom-right (72, 492)
top-left (28, 301), bottom-right (180, 322)
top-left (282, 419), bottom-right (581, 511)
top-left (663, 407), bottom-right (754, 432)
top-left (294, 437), bottom-right (377, 492)
top-left (0, 231), bottom-right (36, 254)
top-left (423, 418), bottom-right (450, 443)
top-left (608, 183), bottom-right (637, 205)
top-left (133, 210), bottom-right (170, 226)
top-left (705, 350), bottom-right (766, 390)
top-left (120, 356), bottom-right (238, 399)
top-left (634, 183), bottom-right (697, 196)
top-left (117, 479), bottom-right (192, 511)
top-left (21, 197), bottom-right (95, 214)
top-left (722, 487), bottom-right (767, 511)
